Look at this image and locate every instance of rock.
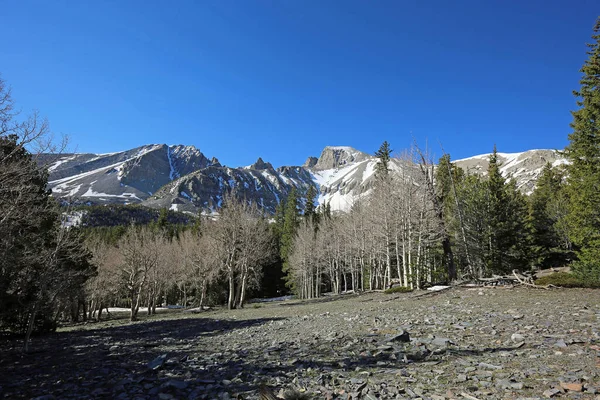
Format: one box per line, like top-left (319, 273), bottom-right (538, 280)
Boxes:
top-left (554, 339), bottom-right (567, 348)
top-left (148, 354), bottom-right (168, 370)
top-left (511, 333), bottom-right (525, 343)
top-left (163, 380), bottom-right (188, 390)
top-left (478, 362), bottom-right (503, 370)
top-left (510, 382), bottom-right (524, 390)
top-left (560, 382), bottom-right (583, 392)
top-left (431, 337), bottom-right (453, 347)
top-left (495, 379), bottom-right (512, 390)
top-left (388, 331), bottom-right (410, 343)
top-left (543, 388), bottom-right (561, 398)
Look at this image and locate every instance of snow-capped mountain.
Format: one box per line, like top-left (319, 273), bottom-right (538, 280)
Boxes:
top-left (43, 144), bottom-right (212, 204)
top-left (43, 144), bottom-right (566, 214)
top-left (453, 149), bottom-right (566, 194)
top-left (144, 159), bottom-right (314, 214)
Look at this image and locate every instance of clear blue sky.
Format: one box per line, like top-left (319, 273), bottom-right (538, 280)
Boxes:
top-left (1, 1), bottom-right (598, 167)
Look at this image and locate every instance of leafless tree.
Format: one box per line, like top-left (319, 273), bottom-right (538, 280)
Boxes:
top-left (85, 239), bottom-right (122, 321)
top-left (118, 225), bottom-right (160, 321)
top-left (212, 193), bottom-right (275, 309)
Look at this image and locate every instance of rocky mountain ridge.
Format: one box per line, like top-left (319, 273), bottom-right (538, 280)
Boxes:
top-left (43, 145), bottom-right (566, 214)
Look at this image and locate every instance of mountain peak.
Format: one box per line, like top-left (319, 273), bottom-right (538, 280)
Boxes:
top-left (312, 146), bottom-right (370, 170)
top-left (249, 157), bottom-right (274, 170)
top-left (303, 156), bottom-right (318, 168)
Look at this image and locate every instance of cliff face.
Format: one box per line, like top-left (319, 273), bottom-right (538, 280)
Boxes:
top-left (144, 164), bottom-right (314, 214)
top-left (312, 146), bottom-right (370, 170)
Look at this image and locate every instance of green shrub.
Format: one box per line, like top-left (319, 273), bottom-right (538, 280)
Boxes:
top-left (534, 272), bottom-right (599, 288)
top-left (384, 286), bottom-right (413, 294)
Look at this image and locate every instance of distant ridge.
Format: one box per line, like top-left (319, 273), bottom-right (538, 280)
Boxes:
top-left (43, 145), bottom-right (566, 214)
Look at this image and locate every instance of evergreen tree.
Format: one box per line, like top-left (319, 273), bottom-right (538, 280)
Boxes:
top-left (483, 147), bottom-right (531, 274)
top-left (528, 163), bottom-right (572, 268)
top-left (457, 174), bottom-right (488, 277)
top-left (152, 208), bottom-right (171, 236)
top-left (280, 187), bottom-right (300, 264)
top-left (374, 141), bottom-right (392, 178)
top-left (435, 154), bottom-right (454, 217)
top-left (458, 147), bottom-right (531, 277)
top-left (304, 184), bottom-right (318, 225)
top-left (0, 134), bottom-right (94, 343)
top-left (272, 200), bottom-right (285, 240)
top-left (191, 210), bottom-right (203, 236)
top-left (565, 18), bottom-right (600, 282)
top-left (485, 147), bottom-right (508, 273)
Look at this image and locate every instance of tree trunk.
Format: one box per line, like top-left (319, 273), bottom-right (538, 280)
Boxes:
top-left (227, 272), bottom-right (235, 310)
top-left (23, 302), bottom-right (40, 353)
top-left (96, 301), bottom-right (103, 322)
top-left (238, 273), bottom-right (248, 308)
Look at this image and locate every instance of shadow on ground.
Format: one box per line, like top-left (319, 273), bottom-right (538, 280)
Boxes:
top-left (0, 316), bottom-right (284, 399)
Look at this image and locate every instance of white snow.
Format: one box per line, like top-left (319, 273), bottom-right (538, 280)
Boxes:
top-left (427, 285), bottom-right (451, 292)
top-left (48, 155), bottom-right (78, 172)
top-left (167, 146), bottom-right (177, 180)
top-left (81, 186), bottom-right (141, 201)
top-left (49, 161), bottom-right (125, 185)
top-left (497, 152), bottom-right (526, 175)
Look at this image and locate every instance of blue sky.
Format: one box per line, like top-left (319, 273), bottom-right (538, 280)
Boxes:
top-left (1, 1), bottom-right (598, 167)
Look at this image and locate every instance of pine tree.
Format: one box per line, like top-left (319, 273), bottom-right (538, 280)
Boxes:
top-left (485, 147), bottom-right (508, 273)
top-left (374, 141), bottom-right (392, 178)
top-left (528, 163), bottom-right (572, 268)
top-left (304, 184), bottom-right (318, 224)
top-left (458, 147), bottom-right (531, 277)
top-left (280, 187), bottom-right (299, 264)
top-left (565, 18), bottom-right (600, 282)
top-left (484, 147), bottom-right (531, 274)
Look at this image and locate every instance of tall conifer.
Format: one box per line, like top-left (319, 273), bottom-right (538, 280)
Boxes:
top-left (565, 18), bottom-right (600, 281)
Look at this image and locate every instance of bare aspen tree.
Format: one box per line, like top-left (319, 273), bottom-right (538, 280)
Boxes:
top-left (86, 239), bottom-right (122, 321)
top-left (119, 225), bottom-right (160, 321)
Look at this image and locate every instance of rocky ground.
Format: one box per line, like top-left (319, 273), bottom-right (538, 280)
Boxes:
top-left (2, 286), bottom-right (600, 399)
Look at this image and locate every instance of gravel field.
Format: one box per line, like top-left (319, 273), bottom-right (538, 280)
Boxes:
top-left (2, 286), bottom-right (600, 399)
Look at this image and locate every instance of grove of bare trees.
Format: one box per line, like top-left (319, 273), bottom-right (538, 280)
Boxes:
top-left (83, 193), bottom-right (276, 320)
top-left (283, 143), bottom-right (542, 299)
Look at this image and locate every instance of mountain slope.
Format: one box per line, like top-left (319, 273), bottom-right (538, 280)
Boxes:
top-left (143, 159), bottom-right (314, 214)
top-left (44, 144), bottom-right (567, 214)
top-left (46, 144), bottom-right (211, 204)
top-left (453, 149), bottom-right (565, 194)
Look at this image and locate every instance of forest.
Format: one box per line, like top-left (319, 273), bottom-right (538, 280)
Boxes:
top-left (1, 19), bottom-right (599, 353)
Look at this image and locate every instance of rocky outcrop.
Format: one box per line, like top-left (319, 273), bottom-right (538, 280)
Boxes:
top-left (249, 157), bottom-right (274, 171)
top-left (145, 164), bottom-right (314, 214)
top-left (312, 146), bottom-right (370, 170)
